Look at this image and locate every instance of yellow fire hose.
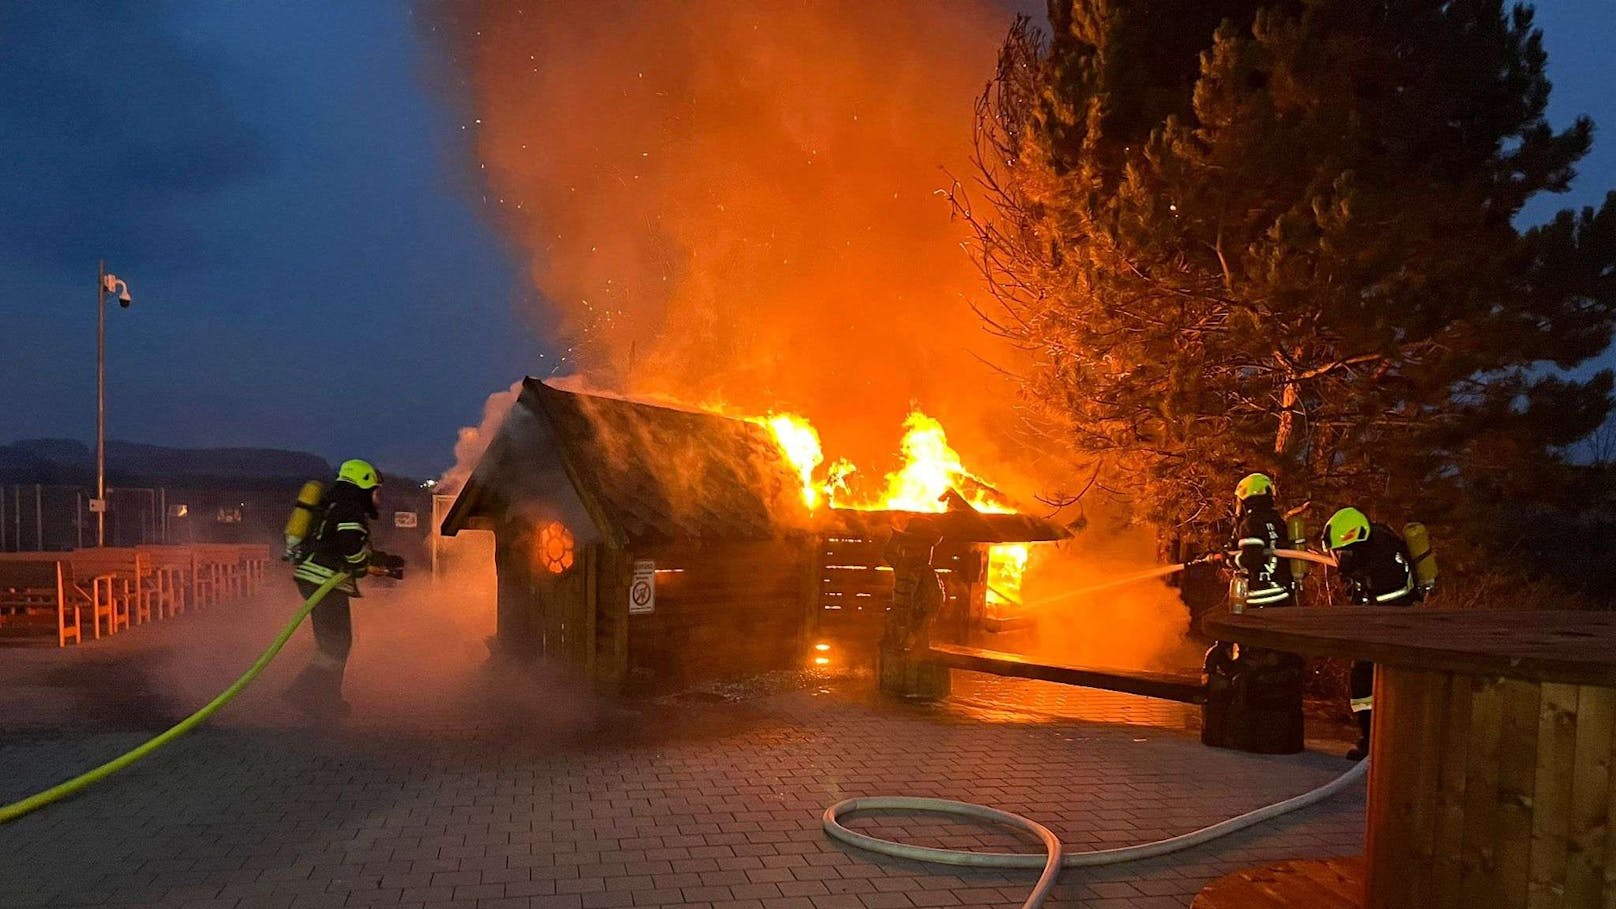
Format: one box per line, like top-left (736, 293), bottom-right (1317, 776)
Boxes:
top-left (0, 572), bottom-right (348, 825)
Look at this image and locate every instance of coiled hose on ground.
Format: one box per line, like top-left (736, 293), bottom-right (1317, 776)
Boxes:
top-left (0, 572), bottom-right (349, 825)
top-left (824, 757), bottom-right (1367, 908)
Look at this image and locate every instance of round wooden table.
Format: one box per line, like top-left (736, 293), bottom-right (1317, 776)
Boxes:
top-left (1202, 607), bottom-right (1616, 909)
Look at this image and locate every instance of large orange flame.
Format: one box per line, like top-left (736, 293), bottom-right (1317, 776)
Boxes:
top-left (764, 413), bottom-right (825, 510)
top-left (760, 409), bottom-right (1028, 608)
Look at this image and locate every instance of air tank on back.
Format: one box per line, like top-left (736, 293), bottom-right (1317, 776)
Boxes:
top-left (1404, 522), bottom-right (1438, 592)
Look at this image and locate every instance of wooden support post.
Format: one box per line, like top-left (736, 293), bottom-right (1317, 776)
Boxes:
top-left (878, 641), bottom-right (951, 700)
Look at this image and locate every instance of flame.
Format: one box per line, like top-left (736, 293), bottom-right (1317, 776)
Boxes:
top-left (760, 408), bottom-right (1028, 605)
top-left (986, 543), bottom-right (1028, 611)
top-left (764, 414), bottom-right (824, 509)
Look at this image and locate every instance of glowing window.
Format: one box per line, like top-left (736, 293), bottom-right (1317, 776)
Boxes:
top-left (536, 521), bottom-right (576, 574)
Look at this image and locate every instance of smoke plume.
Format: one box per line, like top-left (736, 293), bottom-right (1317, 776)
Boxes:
top-left (426, 0), bottom-right (1027, 473)
top-left (439, 379), bottom-right (523, 494)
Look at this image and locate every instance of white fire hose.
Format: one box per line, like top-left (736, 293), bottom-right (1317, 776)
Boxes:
top-left (824, 757), bottom-right (1366, 908)
top-left (827, 543), bottom-right (1361, 907)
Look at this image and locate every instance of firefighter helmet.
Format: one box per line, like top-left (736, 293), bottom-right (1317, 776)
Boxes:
top-left (1323, 507), bottom-right (1371, 550)
top-left (336, 459), bottom-right (382, 490)
top-left (1235, 473), bottom-right (1274, 502)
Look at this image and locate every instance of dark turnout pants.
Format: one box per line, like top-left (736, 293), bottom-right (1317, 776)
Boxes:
top-left (1350, 659), bottom-right (1374, 744)
top-left (293, 578), bottom-right (353, 700)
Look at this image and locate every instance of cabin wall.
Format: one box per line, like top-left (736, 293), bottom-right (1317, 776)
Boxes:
top-left (594, 543), bottom-right (631, 689)
top-left (493, 529), bottom-right (540, 657)
top-left (812, 536), bottom-right (985, 648)
top-left (493, 520), bottom-right (595, 665)
top-left (501, 528), bottom-right (1019, 687)
top-left (619, 540), bottom-right (815, 686)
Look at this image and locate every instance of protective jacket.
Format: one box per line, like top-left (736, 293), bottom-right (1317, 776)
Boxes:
top-left (293, 481), bottom-right (374, 596)
top-left (1231, 497), bottom-right (1293, 607)
top-left (1335, 522), bottom-right (1418, 607)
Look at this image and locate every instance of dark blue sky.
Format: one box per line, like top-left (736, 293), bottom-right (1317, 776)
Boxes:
top-left (1, 1), bottom-right (539, 479)
top-left (1, 1), bottom-right (1612, 478)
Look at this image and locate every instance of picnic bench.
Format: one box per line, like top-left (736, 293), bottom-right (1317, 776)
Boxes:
top-left (0, 559), bottom-right (87, 646)
top-left (237, 543), bottom-right (273, 596)
top-left (136, 544), bottom-right (195, 618)
top-left (0, 543), bottom-right (282, 647)
top-left (61, 547), bottom-right (147, 628)
top-left (925, 642), bottom-right (1208, 704)
top-left (1200, 607), bottom-right (1616, 909)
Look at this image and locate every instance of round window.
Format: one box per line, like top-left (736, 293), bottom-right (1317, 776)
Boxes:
top-left (536, 521), bottom-right (576, 574)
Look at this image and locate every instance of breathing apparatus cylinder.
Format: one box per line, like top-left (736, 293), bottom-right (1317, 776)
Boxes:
top-left (282, 481), bottom-right (325, 560)
top-left (1286, 515), bottom-right (1310, 581)
top-left (1227, 575), bottom-right (1249, 614)
top-left (1404, 522), bottom-right (1438, 592)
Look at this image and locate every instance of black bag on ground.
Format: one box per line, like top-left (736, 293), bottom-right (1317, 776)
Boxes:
top-left (1201, 642), bottom-right (1305, 754)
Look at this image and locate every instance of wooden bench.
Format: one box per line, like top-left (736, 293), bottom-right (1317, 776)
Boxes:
top-left (63, 548), bottom-right (144, 628)
top-left (925, 642), bottom-right (1209, 704)
top-left (0, 560), bottom-right (86, 647)
top-left (137, 544), bottom-right (194, 617)
top-left (0, 553), bottom-right (119, 639)
top-left (190, 545), bottom-right (228, 607)
top-left (231, 543), bottom-right (274, 597)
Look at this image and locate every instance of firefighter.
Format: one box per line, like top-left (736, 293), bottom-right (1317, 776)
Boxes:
top-left (1199, 474), bottom-right (1305, 754)
top-left (1230, 473), bottom-right (1294, 607)
top-left (284, 459), bottom-right (402, 718)
top-left (1323, 506), bottom-right (1420, 760)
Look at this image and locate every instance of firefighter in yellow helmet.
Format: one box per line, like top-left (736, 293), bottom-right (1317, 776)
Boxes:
top-left (1230, 473), bottom-right (1295, 607)
top-left (1201, 473), bottom-right (1304, 754)
top-left (284, 459), bottom-right (404, 718)
top-left (1323, 506), bottom-right (1420, 760)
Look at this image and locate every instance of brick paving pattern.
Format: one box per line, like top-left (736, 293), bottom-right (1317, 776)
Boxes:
top-left (0, 592), bottom-right (1364, 908)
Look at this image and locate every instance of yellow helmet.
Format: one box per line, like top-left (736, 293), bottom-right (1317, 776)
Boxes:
top-left (1323, 507), bottom-right (1370, 550)
top-left (336, 459), bottom-right (382, 490)
top-left (1234, 473), bottom-right (1274, 502)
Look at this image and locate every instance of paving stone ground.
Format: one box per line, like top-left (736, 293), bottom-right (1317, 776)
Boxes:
top-left (0, 586), bottom-right (1365, 908)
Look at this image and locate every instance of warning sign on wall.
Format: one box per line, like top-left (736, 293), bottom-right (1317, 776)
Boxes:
top-left (629, 559), bottom-right (656, 615)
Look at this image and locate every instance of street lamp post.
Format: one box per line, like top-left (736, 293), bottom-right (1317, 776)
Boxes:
top-left (95, 261), bottom-right (133, 548)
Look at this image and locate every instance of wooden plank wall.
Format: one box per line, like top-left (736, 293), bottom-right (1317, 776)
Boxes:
top-left (493, 531), bottom-right (541, 656)
top-left (623, 540), bottom-right (813, 685)
top-left (593, 543), bottom-right (630, 688)
top-left (1368, 667), bottom-right (1616, 909)
top-left (813, 536), bottom-right (981, 646)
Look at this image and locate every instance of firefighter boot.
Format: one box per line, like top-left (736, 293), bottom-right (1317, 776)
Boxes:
top-left (1346, 710), bottom-right (1372, 761)
top-left (282, 664), bottom-right (350, 720)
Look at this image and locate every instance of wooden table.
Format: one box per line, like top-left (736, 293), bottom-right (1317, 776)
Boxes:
top-left (1202, 607), bottom-right (1616, 909)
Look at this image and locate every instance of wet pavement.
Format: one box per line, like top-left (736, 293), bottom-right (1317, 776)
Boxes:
top-left (0, 586), bottom-right (1365, 908)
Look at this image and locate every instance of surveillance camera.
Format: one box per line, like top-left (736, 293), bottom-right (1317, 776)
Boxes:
top-left (118, 289), bottom-right (132, 308)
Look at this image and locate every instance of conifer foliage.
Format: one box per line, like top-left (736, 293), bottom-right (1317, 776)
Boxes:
top-left (962, 1), bottom-right (1616, 537)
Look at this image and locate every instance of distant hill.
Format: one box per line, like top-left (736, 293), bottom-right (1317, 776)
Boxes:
top-left (0, 439), bottom-right (333, 486)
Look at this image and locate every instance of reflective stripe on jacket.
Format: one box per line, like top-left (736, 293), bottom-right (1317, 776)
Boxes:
top-left (293, 484), bottom-right (372, 596)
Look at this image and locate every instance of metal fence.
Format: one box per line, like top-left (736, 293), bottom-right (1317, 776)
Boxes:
top-left (0, 485), bottom-right (171, 551)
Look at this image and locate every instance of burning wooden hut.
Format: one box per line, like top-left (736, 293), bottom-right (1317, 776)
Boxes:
top-left (440, 378), bottom-right (1062, 689)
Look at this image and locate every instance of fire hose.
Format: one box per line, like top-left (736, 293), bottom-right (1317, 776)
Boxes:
top-left (0, 571), bottom-right (349, 825)
top-left (999, 548), bottom-right (1337, 610)
top-left (834, 544), bottom-right (1358, 907)
top-left (823, 757), bottom-right (1366, 909)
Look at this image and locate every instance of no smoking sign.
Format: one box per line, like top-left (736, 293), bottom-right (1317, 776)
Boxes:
top-left (629, 560), bottom-right (656, 614)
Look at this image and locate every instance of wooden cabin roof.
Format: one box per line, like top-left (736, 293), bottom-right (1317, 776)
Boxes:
top-left (441, 378), bottom-right (1067, 547)
top-left (441, 379), bottom-right (806, 546)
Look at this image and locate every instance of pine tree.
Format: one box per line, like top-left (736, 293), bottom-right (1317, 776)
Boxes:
top-left (962, 0), bottom-right (1616, 544)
